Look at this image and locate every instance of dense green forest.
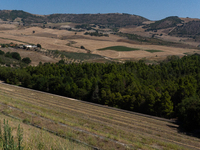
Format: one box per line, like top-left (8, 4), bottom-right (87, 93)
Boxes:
top-left (0, 54), bottom-right (200, 130)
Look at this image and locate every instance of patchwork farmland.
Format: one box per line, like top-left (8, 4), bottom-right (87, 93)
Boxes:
top-left (0, 82), bottom-right (200, 150)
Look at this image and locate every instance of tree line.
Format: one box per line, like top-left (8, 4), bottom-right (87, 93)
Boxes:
top-left (0, 54), bottom-right (200, 130)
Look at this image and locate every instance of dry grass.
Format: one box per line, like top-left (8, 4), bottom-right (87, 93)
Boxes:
top-left (0, 25), bottom-right (198, 62)
top-left (0, 47), bottom-right (58, 66)
top-left (0, 83), bottom-right (199, 150)
top-left (0, 114), bottom-right (91, 150)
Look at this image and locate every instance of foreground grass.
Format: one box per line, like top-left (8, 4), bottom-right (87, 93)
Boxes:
top-left (0, 84), bottom-right (199, 150)
top-left (98, 46), bottom-right (140, 51)
top-left (0, 114), bottom-right (91, 150)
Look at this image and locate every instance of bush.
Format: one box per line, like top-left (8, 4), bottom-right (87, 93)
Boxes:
top-left (5, 52), bottom-right (12, 58)
top-left (5, 52), bottom-right (21, 60)
top-left (0, 50), bottom-right (4, 55)
top-left (11, 52), bottom-right (21, 60)
top-left (37, 44), bottom-right (41, 48)
top-left (1, 44), bottom-right (6, 48)
top-left (80, 46), bottom-right (85, 49)
top-left (178, 96), bottom-right (200, 131)
top-left (22, 57), bottom-right (31, 64)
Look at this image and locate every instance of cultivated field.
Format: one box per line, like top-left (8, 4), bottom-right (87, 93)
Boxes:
top-left (0, 83), bottom-right (200, 150)
top-left (0, 25), bottom-right (198, 62)
top-left (0, 114), bottom-right (90, 150)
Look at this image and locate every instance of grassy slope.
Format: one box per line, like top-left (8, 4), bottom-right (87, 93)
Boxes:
top-left (0, 83), bottom-right (200, 150)
top-left (0, 114), bottom-right (90, 150)
top-left (0, 10), bottom-right (149, 27)
top-left (0, 55), bottom-right (27, 67)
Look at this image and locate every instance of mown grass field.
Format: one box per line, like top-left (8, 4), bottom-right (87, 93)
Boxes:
top-left (0, 83), bottom-right (200, 150)
top-left (0, 114), bottom-right (91, 150)
top-left (98, 46), bottom-right (140, 51)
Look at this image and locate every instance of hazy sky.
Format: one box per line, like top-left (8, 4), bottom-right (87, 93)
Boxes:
top-left (1, 0), bottom-right (200, 20)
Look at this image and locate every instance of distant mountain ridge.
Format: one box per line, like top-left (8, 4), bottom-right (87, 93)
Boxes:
top-left (0, 10), bottom-right (148, 27)
top-left (1, 10), bottom-right (200, 41)
top-left (0, 10), bottom-right (44, 22)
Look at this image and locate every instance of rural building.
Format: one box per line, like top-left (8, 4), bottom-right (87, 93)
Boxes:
top-left (24, 45), bottom-right (37, 48)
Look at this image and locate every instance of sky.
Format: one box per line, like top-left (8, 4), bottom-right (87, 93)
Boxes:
top-left (1, 0), bottom-right (200, 20)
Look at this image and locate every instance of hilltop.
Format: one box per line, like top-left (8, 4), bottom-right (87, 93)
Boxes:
top-left (0, 10), bottom-right (148, 27)
top-left (143, 16), bottom-right (183, 31)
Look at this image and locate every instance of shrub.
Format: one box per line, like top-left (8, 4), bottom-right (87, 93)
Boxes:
top-left (22, 57), bottom-right (31, 64)
top-left (1, 44), bottom-right (6, 48)
top-left (5, 52), bottom-right (12, 58)
top-left (0, 50), bottom-right (4, 55)
top-left (11, 52), bottom-right (21, 60)
top-left (37, 44), bottom-right (41, 48)
top-left (80, 46), bottom-right (85, 49)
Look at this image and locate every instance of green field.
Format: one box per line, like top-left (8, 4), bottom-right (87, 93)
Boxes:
top-left (98, 46), bottom-right (140, 51)
top-left (145, 50), bottom-right (163, 53)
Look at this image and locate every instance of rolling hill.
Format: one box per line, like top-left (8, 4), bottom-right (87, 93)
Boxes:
top-left (0, 10), bottom-right (149, 27)
top-left (143, 16), bottom-right (183, 31)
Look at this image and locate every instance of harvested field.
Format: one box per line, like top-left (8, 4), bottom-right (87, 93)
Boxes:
top-left (0, 82), bottom-right (200, 150)
top-left (0, 114), bottom-right (91, 150)
top-left (0, 26), bottom-right (198, 62)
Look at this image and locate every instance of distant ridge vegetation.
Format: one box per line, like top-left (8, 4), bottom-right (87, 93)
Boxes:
top-left (143, 16), bottom-right (182, 31)
top-left (0, 10), bottom-right (149, 27)
top-left (1, 10), bottom-right (200, 42)
top-left (169, 21), bottom-right (200, 37)
top-left (47, 13), bottom-right (148, 27)
top-left (0, 10), bottom-right (44, 23)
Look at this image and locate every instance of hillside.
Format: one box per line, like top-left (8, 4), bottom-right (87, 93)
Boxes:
top-left (0, 82), bottom-right (200, 150)
top-left (0, 10), bottom-right (44, 23)
top-left (143, 16), bottom-right (182, 31)
top-left (46, 13), bottom-right (148, 27)
top-left (0, 10), bottom-right (149, 27)
top-left (169, 21), bottom-right (200, 38)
